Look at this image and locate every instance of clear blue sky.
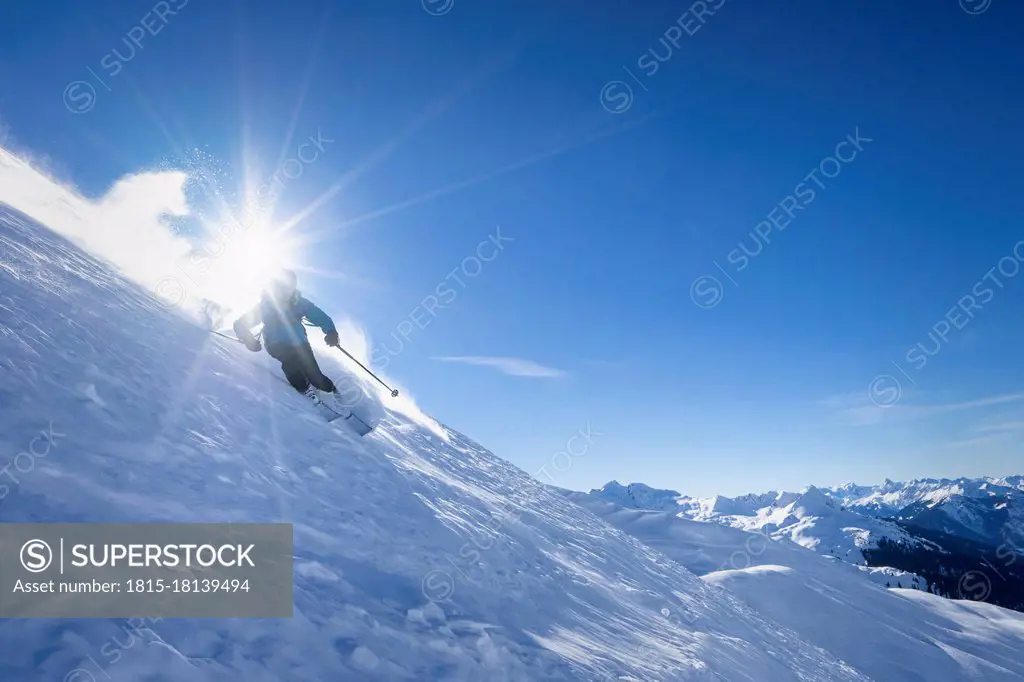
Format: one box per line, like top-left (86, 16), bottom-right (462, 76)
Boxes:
top-left (2, 0), bottom-right (1023, 497)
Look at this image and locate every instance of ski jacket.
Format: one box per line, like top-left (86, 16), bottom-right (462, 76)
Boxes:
top-left (233, 293), bottom-right (336, 349)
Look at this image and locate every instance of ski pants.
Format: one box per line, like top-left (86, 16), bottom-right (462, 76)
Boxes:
top-left (266, 340), bottom-right (336, 394)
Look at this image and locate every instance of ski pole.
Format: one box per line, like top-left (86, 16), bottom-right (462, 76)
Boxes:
top-left (211, 324), bottom-right (396, 397)
top-left (333, 345), bottom-right (400, 398)
top-left (208, 329), bottom-right (262, 344)
top-left (209, 329), bottom-right (242, 343)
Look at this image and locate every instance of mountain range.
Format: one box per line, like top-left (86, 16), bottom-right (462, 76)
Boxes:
top-left (585, 476), bottom-right (1024, 610)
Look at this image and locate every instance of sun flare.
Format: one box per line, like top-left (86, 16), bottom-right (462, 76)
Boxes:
top-left (193, 217), bottom-right (298, 314)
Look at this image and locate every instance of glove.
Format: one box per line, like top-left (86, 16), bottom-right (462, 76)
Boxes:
top-left (243, 338), bottom-right (262, 353)
top-left (324, 330), bottom-right (339, 347)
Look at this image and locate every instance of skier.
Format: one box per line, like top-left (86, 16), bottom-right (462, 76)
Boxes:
top-left (233, 269), bottom-right (341, 404)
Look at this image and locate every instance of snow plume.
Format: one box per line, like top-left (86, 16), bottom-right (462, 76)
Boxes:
top-left (0, 143), bottom-right (436, 428)
top-left (328, 315), bottom-right (447, 439)
top-left (0, 145), bottom-right (191, 293)
top-left (0, 143), bottom-right (287, 317)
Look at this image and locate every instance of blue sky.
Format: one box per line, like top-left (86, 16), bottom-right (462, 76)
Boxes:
top-left (2, 0), bottom-right (1023, 497)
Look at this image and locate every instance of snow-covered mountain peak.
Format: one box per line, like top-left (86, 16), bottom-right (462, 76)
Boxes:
top-left (835, 482), bottom-right (874, 498)
top-left (701, 491), bottom-right (777, 517)
top-left (998, 474), bottom-right (1024, 489)
top-left (789, 485), bottom-right (836, 517)
top-left (589, 480), bottom-right (682, 511)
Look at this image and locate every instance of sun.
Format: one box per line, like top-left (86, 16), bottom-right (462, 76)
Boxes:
top-left (195, 217), bottom-right (298, 313)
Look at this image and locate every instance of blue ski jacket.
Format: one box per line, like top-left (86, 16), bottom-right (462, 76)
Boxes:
top-left (233, 293), bottom-right (336, 349)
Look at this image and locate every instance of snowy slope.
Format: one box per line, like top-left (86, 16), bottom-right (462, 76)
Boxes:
top-left (568, 495), bottom-right (1024, 682)
top-left (0, 207), bottom-right (880, 681)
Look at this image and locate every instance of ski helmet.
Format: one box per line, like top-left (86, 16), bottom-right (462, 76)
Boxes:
top-left (267, 268), bottom-right (298, 300)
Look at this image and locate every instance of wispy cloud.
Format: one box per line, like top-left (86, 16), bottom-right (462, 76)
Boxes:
top-left (947, 415), bottom-right (1024, 448)
top-left (433, 356), bottom-right (568, 378)
top-left (975, 419), bottom-right (1024, 434)
top-left (825, 390), bottom-right (1024, 426)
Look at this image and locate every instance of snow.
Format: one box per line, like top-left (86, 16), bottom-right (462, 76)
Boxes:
top-left (592, 481), bottom-right (930, 583)
top-left (832, 477), bottom-right (1024, 548)
top-left (568, 495), bottom-right (1024, 681)
top-left (591, 473), bottom-right (1024, 587)
top-left (0, 198), bottom-right (873, 681)
top-left (833, 476), bottom-right (1023, 519)
top-left (588, 481), bottom-right (682, 511)
top-left (3, 148), bottom-right (1023, 681)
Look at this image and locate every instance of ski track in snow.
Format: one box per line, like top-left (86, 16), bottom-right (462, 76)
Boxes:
top-left (0, 210), bottom-right (881, 680)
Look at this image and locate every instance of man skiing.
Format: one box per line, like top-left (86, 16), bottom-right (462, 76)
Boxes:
top-left (233, 269), bottom-right (341, 404)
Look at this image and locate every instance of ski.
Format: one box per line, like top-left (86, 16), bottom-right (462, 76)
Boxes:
top-left (323, 401), bottom-right (374, 436)
top-left (210, 331), bottom-right (378, 437)
top-left (306, 390), bottom-right (374, 436)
